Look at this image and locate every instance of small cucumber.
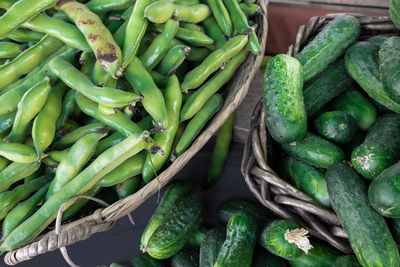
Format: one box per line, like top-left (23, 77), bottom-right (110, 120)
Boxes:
top-left (131, 253), bottom-right (164, 267)
top-left (390, 0), bottom-right (400, 30)
top-left (333, 255), bottom-right (361, 267)
top-left (171, 248), bottom-right (199, 267)
top-left (351, 113), bottom-right (400, 179)
top-left (343, 131), bottom-right (365, 158)
top-left (281, 132), bottom-right (345, 169)
top-left (199, 228), bottom-right (225, 267)
top-left (252, 248), bottom-right (288, 267)
top-left (263, 54), bottom-right (306, 144)
top-left (379, 36), bottom-right (400, 102)
top-left (313, 111), bottom-right (357, 144)
top-left (366, 35), bottom-right (388, 49)
top-left (288, 242), bottom-right (342, 267)
top-left (214, 211), bottom-right (258, 267)
top-left (216, 200), bottom-right (272, 226)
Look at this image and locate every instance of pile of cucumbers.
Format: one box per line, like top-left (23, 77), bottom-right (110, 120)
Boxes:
top-left (0, 0), bottom-right (262, 253)
top-left (264, 10), bottom-right (400, 267)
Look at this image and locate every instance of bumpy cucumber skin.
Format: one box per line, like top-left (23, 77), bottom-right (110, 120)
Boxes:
top-left (368, 161), bottom-right (400, 218)
top-left (333, 255), bottom-right (362, 267)
top-left (216, 200), bottom-right (272, 226)
top-left (282, 156), bottom-right (330, 207)
top-left (214, 211), bottom-right (258, 267)
top-left (366, 35), bottom-right (388, 49)
top-left (199, 228), bottom-right (225, 267)
top-left (390, 0), bottom-right (400, 30)
top-left (345, 41), bottom-right (400, 113)
top-left (147, 192), bottom-right (205, 259)
top-left (313, 111), bottom-right (357, 144)
top-left (351, 113), bottom-right (400, 179)
top-left (289, 242), bottom-right (341, 267)
top-left (263, 54), bottom-right (306, 144)
top-left (252, 248), bottom-right (288, 267)
top-left (296, 15), bottom-right (360, 81)
top-left (326, 163), bottom-right (400, 267)
top-left (303, 59), bottom-right (352, 116)
top-left (281, 132), bottom-right (345, 169)
top-left (171, 248), bottom-right (199, 267)
top-left (131, 253), bottom-right (164, 267)
top-left (379, 36), bottom-right (400, 102)
top-left (259, 219), bottom-right (304, 260)
top-left (332, 90), bottom-right (377, 131)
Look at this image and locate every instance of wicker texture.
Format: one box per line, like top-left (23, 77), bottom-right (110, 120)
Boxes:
top-left (3, 1), bottom-right (268, 265)
top-left (241, 14), bottom-right (399, 254)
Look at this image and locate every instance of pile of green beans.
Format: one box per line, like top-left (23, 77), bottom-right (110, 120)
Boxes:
top-left (0, 0), bottom-right (262, 252)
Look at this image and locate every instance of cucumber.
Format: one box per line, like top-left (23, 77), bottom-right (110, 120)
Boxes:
top-left (332, 90), bottom-right (377, 131)
top-left (343, 131), bottom-right (365, 158)
top-left (313, 111), bottom-right (357, 144)
top-left (189, 226), bottom-right (208, 247)
top-left (214, 211), bottom-right (258, 267)
top-left (252, 248), bottom-right (288, 267)
top-left (263, 54), bottom-right (306, 143)
top-left (367, 35), bottom-right (388, 49)
top-left (199, 228), bottom-right (225, 267)
top-left (131, 253), bottom-right (164, 267)
top-left (171, 248), bottom-right (199, 267)
top-left (147, 192), bottom-right (205, 259)
top-left (281, 156), bottom-right (330, 207)
top-left (281, 132), bottom-right (345, 169)
top-left (296, 15), bottom-right (360, 81)
top-left (333, 255), bottom-right (362, 267)
top-left (216, 200), bottom-right (272, 226)
top-left (379, 36), bottom-right (400, 102)
top-left (345, 41), bottom-right (400, 113)
top-left (390, 0), bottom-right (400, 30)
top-left (260, 219), bottom-right (311, 260)
top-left (390, 219), bottom-right (400, 243)
top-left (303, 59), bottom-right (353, 116)
top-left (351, 113), bottom-right (400, 179)
top-left (140, 180), bottom-right (192, 248)
top-left (326, 163), bottom-right (400, 266)
top-left (368, 161), bottom-right (400, 218)
top-left (288, 242), bottom-right (341, 267)
top-left (371, 98), bottom-right (392, 114)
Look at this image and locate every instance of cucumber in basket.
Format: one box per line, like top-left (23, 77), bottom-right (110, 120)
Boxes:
top-left (390, 0), bottom-right (400, 30)
top-left (379, 36), bottom-right (400, 103)
top-left (216, 200), bottom-right (272, 226)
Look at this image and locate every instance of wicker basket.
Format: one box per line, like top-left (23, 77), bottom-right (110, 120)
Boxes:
top-left (241, 14), bottom-right (400, 254)
top-left (3, 2), bottom-right (268, 266)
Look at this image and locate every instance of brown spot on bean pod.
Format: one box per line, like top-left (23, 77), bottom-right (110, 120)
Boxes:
top-left (78, 18), bottom-right (96, 25)
top-left (55, 0), bottom-right (74, 8)
top-left (88, 33), bottom-right (100, 42)
top-left (95, 43), bottom-right (118, 63)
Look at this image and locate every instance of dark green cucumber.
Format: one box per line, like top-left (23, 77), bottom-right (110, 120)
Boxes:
top-left (368, 161), bottom-right (400, 218)
top-left (171, 248), bottom-right (199, 267)
top-left (260, 219), bottom-right (310, 260)
top-left (345, 41), bottom-right (400, 113)
top-left (351, 113), bottom-right (400, 179)
top-left (390, 0), bottom-right (400, 30)
top-left (252, 248), bottom-right (288, 267)
top-left (282, 156), bottom-right (330, 207)
top-left (263, 54), bottom-right (306, 143)
top-left (390, 219), bottom-right (400, 243)
top-left (199, 228), bottom-right (225, 267)
top-left (288, 242), bottom-right (342, 267)
top-left (296, 15), bottom-right (360, 81)
top-left (216, 200), bottom-right (272, 226)
top-left (366, 35), bottom-right (388, 49)
top-left (281, 132), bottom-right (345, 169)
top-left (189, 226), bottom-right (208, 247)
top-left (332, 90), bottom-right (377, 131)
top-left (343, 131), bottom-right (365, 158)
top-left (333, 255), bottom-right (361, 267)
top-left (147, 192), bottom-right (205, 259)
top-left (313, 111), bottom-right (357, 144)
top-left (379, 36), bottom-right (400, 102)
top-left (140, 180), bottom-right (192, 248)
top-left (303, 59), bottom-right (353, 116)
top-left (131, 253), bottom-right (164, 267)
top-left (214, 211), bottom-right (258, 267)
top-left (371, 98), bottom-right (392, 114)
top-left (326, 163), bottom-right (400, 266)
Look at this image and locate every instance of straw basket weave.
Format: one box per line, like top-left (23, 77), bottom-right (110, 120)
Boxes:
top-left (3, 2), bottom-right (268, 266)
top-left (241, 14), bottom-right (400, 254)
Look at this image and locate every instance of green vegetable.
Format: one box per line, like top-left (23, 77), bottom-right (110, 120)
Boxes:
top-left (199, 228), bottom-right (225, 267)
top-left (171, 248), bottom-right (199, 267)
top-left (379, 36), bottom-right (400, 102)
top-left (289, 242), bottom-right (341, 267)
top-left (313, 111), bottom-right (357, 144)
top-left (252, 248), bottom-right (288, 267)
top-left (131, 253), bottom-right (164, 267)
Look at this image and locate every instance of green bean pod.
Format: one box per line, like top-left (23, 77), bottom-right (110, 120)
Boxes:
top-left (140, 17), bottom-right (179, 71)
top-left (0, 36), bottom-right (63, 90)
top-left (1, 129), bottom-right (153, 251)
top-left (181, 34), bottom-right (248, 91)
top-left (57, 0), bottom-right (122, 78)
top-left (206, 0), bottom-right (232, 36)
top-left (91, 61), bottom-right (118, 87)
top-left (32, 82), bottom-right (68, 158)
top-left (0, 111), bottom-right (15, 134)
top-left (203, 17), bottom-right (228, 49)
top-left (174, 0), bottom-right (200, 4)
top-left (239, 3), bottom-right (260, 16)
top-left (86, 0), bottom-right (135, 13)
top-left (2, 184), bottom-right (49, 239)
top-left (0, 175), bottom-right (51, 221)
top-left (0, 142), bottom-right (38, 163)
top-left (79, 52), bottom-right (96, 77)
top-left (49, 149), bottom-right (69, 162)
top-left (122, 0), bottom-right (150, 68)
top-left (0, 0), bottom-right (58, 38)
top-left (0, 161), bottom-right (41, 193)
top-left (93, 132), bottom-right (123, 157)
top-left (0, 42), bottom-right (25, 59)
top-left (180, 22), bottom-right (205, 32)
top-left (0, 0), bottom-right (16, 10)
top-left (49, 58), bottom-right (142, 108)
top-left (56, 90), bottom-right (76, 130)
top-left (181, 48), bottom-right (248, 121)
top-left (223, 0), bottom-right (261, 54)
top-left (115, 176), bottom-right (141, 199)
top-left (205, 112), bottom-right (234, 188)
top-left (62, 186), bottom-right (101, 221)
top-left (6, 78), bottom-right (52, 143)
top-left (156, 45), bottom-right (190, 76)
top-left (46, 132), bottom-right (105, 200)
top-left (125, 57), bottom-right (168, 130)
top-left (153, 24), bottom-right (214, 47)
top-left (145, 1), bottom-right (210, 24)
top-left (53, 122), bottom-right (109, 150)
top-left (97, 151), bottom-right (146, 187)
top-left (173, 94), bottom-right (223, 160)
top-left (7, 29), bottom-right (44, 43)
top-left (142, 75), bottom-right (182, 183)
top-left (151, 71), bottom-right (169, 88)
